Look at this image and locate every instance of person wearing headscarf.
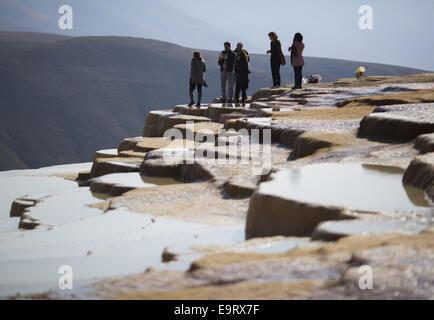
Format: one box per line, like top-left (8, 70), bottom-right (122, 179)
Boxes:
top-left (189, 51), bottom-right (206, 107)
top-left (288, 32), bottom-right (305, 89)
top-left (234, 42), bottom-right (250, 104)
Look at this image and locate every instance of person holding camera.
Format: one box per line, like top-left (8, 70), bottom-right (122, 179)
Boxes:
top-left (218, 42), bottom-right (236, 103)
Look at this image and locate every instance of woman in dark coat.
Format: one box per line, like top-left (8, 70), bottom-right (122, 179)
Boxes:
top-left (234, 42), bottom-right (250, 104)
top-left (267, 32), bottom-right (285, 88)
top-left (189, 51), bottom-right (206, 107)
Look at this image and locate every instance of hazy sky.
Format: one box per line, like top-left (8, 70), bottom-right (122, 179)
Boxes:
top-left (167, 0), bottom-right (434, 70)
top-left (0, 0), bottom-right (433, 70)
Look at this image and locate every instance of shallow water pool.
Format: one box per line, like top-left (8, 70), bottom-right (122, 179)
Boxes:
top-left (261, 163), bottom-right (431, 213)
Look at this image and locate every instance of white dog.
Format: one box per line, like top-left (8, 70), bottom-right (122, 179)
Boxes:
top-left (355, 66), bottom-right (367, 79)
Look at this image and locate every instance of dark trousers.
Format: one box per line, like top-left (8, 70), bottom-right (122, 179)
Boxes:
top-left (271, 59), bottom-right (281, 86)
top-left (294, 66), bottom-right (303, 88)
top-left (189, 81), bottom-right (203, 93)
top-left (189, 81), bottom-right (202, 103)
top-left (235, 83), bottom-right (247, 101)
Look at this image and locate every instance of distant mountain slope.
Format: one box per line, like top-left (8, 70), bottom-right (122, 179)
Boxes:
top-left (0, 32), bottom-right (428, 171)
top-left (0, 31), bottom-right (70, 44)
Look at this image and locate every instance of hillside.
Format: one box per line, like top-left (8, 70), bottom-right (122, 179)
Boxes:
top-left (0, 31), bottom-right (428, 170)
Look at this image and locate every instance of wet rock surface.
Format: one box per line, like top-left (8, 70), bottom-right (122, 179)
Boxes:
top-left (415, 133), bottom-right (434, 154)
top-left (2, 74), bottom-right (434, 299)
top-left (97, 182), bottom-right (249, 225)
top-left (89, 157), bottom-right (142, 178)
top-left (36, 229), bottom-right (434, 300)
top-left (403, 153), bottom-right (434, 201)
top-left (89, 172), bottom-right (179, 197)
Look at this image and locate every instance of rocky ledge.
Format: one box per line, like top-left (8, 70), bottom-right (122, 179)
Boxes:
top-left (2, 73), bottom-right (433, 300)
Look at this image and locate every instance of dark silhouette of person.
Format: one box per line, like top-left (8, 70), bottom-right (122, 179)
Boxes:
top-left (189, 51), bottom-right (206, 107)
top-left (234, 42), bottom-right (250, 104)
top-left (267, 32), bottom-right (286, 88)
top-left (288, 33), bottom-right (305, 90)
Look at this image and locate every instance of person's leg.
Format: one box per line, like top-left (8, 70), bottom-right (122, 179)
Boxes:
top-left (235, 82), bottom-right (240, 103)
top-left (276, 65), bottom-right (281, 87)
top-left (189, 81), bottom-right (195, 106)
top-left (272, 60), bottom-right (281, 87)
top-left (271, 60), bottom-right (277, 87)
top-left (196, 84), bottom-right (203, 107)
top-left (189, 91), bottom-right (194, 106)
top-left (227, 72), bottom-right (234, 102)
top-left (221, 71), bottom-right (227, 101)
top-left (298, 66), bottom-right (303, 88)
top-left (294, 66), bottom-right (302, 88)
top-left (241, 88), bottom-right (247, 103)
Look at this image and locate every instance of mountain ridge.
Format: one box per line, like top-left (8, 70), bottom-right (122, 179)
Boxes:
top-left (0, 31), bottom-right (429, 171)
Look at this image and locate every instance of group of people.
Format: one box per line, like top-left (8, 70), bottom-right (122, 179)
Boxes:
top-left (268, 32), bottom-right (305, 89)
top-left (188, 32), bottom-right (305, 107)
top-left (188, 41), bottom-right (250, 106)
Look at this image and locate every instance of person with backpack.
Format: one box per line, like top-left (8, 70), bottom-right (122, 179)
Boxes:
top-left (266, 32), bottom-right (286, 88)
top-left (234, 42), bottom-right (250, 104)
top-left (189, 51), bottom-right (206, 107)
top-left (288, 33), bottom-right (305, 90)
top-left (218, 42), bottom-right (236, 103)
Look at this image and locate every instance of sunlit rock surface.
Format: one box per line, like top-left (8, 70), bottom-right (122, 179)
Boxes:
top-left (142, 111), bottom-right (210, 137)
top-left (359, 105), bottom-right (434, 141)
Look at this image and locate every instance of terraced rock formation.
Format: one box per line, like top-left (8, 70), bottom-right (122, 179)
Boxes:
top-left (2, 73), bottom-right (433, 300)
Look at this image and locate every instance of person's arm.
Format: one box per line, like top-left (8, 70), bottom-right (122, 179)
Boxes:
top-left (276, 41), bottom-right (282, 52)
top-left (298, 42), bottom-right (305, 55)
top-left (218, 54), bottom-right (224, 66)
top-left (203, 62), bottom-right (207, 73)
top-left (230, 52), bottom-right (236, 64)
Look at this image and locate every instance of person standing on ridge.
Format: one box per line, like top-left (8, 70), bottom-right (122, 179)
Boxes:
top-left (234, 42), bottom-right (250, 104)
top-left (267, 32), bottom-right (286, 88)
top-left (189, 51), bottom-right (206, 107)
top-left (288, 33), bottom-right (305, 90)
top-left (218, 42), bottom-right (236, 103)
